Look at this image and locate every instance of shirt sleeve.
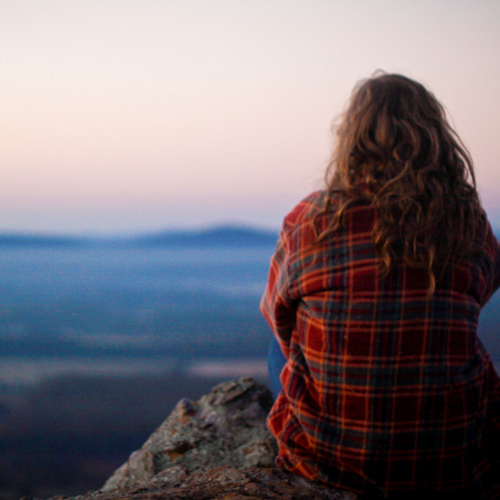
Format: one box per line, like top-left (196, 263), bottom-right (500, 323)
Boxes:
top-left (260, 220), bottom-right (298, 359)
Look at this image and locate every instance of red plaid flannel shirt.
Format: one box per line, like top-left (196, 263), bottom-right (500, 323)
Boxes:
top-left (261, 191), bottom-right (500, 498)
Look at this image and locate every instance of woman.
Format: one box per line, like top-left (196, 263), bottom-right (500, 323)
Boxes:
top-left (261, 73), bottom-right (500, 498)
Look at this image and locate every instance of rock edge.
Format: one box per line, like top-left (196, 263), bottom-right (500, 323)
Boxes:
top-left (42, 377), bottom-right (357, 500)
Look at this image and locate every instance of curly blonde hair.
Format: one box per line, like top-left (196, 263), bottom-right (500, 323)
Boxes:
top-left (317, 72), bottom-right (485, 295)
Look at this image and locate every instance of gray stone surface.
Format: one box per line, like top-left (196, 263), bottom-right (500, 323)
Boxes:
top-left (44, 378), bottom-right (358, 500)
top-left (102, 377), bottom-right (278, 492)
top-left (72, 466), bottom-right (357, 500)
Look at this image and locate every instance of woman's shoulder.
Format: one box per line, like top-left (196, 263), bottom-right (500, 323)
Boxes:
top-left (283, 190), bottom-right (334, 227)
top-left (278, 191), bottom-right (346, 253)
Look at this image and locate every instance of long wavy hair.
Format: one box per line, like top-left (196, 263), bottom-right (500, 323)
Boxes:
top-left (317, 72), bottom-right (485, 295)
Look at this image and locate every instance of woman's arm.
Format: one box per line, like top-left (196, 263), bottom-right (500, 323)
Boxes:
top-left (260, 221), bottom-right (298, 359)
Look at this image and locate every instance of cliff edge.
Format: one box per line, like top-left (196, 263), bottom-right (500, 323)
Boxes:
top-left (45, 377), bottom-right (355, 500)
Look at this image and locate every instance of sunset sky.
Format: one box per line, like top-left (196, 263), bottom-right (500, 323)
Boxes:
top-left (1, 0), bottom-right (499, 234)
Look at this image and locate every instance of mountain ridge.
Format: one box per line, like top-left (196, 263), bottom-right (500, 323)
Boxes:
top-left (0, 225), bottom-right (279, 248)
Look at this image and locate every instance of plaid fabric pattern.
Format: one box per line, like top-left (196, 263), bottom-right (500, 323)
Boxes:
top-left (261, 191), bottom-right (500, 498)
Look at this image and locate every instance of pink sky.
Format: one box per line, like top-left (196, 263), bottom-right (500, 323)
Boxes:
top-left (1, 0), bottom-right (499, 234)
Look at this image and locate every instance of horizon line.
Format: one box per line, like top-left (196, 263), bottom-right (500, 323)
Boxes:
top-left (0, 222), bottom-right (281, 240)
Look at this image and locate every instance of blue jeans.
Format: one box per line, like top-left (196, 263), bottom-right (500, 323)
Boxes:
top-left (268, 336), bottom-right (287, 399)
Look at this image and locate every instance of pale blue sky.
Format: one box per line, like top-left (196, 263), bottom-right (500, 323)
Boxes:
top-left (1, 0), bottom-right (499, 234)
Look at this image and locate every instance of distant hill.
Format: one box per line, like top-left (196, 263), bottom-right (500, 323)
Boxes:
top-left (0, 233), bottom-right (89, 248)
top-left (0, 226), bottom-right (279, 249)
top-left (133, 226), bottom-right (278, 248)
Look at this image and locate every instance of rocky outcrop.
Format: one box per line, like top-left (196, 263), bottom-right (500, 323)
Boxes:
top-left (102, 377), bottom-right (278, 491)
top-left (47, 378), bottom-right (356, 500)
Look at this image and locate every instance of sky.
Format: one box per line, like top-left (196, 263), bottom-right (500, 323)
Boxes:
top-left (1, 0), bottom-right (500, 235)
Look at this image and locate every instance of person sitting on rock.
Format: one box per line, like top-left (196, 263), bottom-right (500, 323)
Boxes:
top-left (261, 72), bottom-right (500, 499)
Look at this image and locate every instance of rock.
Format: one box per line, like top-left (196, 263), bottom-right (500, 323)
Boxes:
top-left (43, 378), bottom-right (357, 500)
top-left (102, 377), bottom-right (278, 492)
top-left (72, 466), bottom-right (357, 500)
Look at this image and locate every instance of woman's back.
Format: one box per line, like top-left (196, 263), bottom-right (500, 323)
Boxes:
top-left (262, 190), bottom-right (500, 496)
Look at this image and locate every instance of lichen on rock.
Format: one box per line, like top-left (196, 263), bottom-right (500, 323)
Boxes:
top-left (102, 377), bottom-right (278, 492)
